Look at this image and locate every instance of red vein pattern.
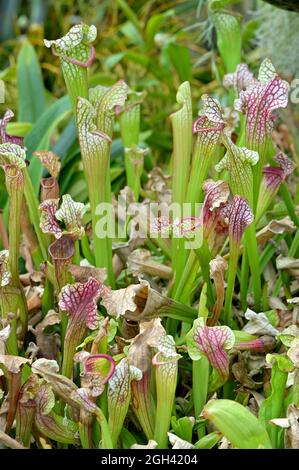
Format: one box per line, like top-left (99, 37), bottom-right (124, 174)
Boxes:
top-left (59, 278), bottom-right (102, 330)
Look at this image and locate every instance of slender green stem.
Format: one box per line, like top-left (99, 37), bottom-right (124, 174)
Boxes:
top-left (79, 412), bottom-right (93, 449)
top-left (124, 146), bottom-right (144, 201)
top-left (262, 282), bottom-right (269, 311)
top-left (20, 200), bottom-right (44, 270)
top-left (23, 169), bottom-right (47, 260)
top-left (42, 279), bottom-right (54, 315)
top-left (167, 250), bottom-right (200, 335)
top-left (223, 246), bottom-right (238, 327)
top-left (240, 251), bottom-right (249, 311)
top-left (61, 321), bottom-right (85, 379)
top-left (279, 182), bottom-right (299, 227)
top-left (73, 240), bottom-right (81, 265)
top-left (152, 234), bottom-right (172, 260)
top-left (259, 363), bottom-right (288, 448)
top-left (95, 408), bottom-right (113, 449)
top-left (81, 234), bottom-right (95, 265)
top-left (272, 277), bottom-right (282, 297)
top-left (104, 175), bottom-right (115, 287)
top-left (193, 357), bottom-right (209, 438)
top-left (259, 234), bottom-right (285, 271)
top-left (186, 141), bottom-right (212, 207)
top-left (244, 224), bottom-right (261, 311)
top-left (173, 250), bottom-right (200, 302)
top-left (195, 241), bottom-right (214, 308)
top-left (289, 226), bottom-right (299, 257)
top-left (98, 389), bottom-right (108, 419)
top-left (116, 0), bottom-right (142, 32)
top-left (156, 300), bottom-right (198, 324)
top-left (251, 138), bottom-right (274, 211)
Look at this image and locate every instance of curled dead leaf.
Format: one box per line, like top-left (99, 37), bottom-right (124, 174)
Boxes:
top-left (232, 352), bottom-right (263, 390)
top-left (100, 280), bottom-right (168, 321)
top-left (243, 309), bottom-right (279, 336)
top-left (208, 255), bottom-right (228, 326)
top-left (276, 255), bottom-right (299, 277)
top-left (32, 358), bottom-right (80, 412)
top-left (101, 279), bottom-right (196, 324)
top-left (131, 440), bottom-right (158, 449)
top-left (0, 355), bottom-right (30, 374)
top-left (256, 217), bottom-right (296, 245)
top-left (168, 432), bottom-right (194, 449)
top-left (127, 319), bottom-right (165, 372)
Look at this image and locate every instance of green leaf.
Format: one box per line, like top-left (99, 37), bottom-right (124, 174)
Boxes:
top-left (170, 416), bottom-right (193, 443)
top-left (120, 428), bottom-right (138, 449)
top-left (265, 309), bottom-right (279, 327)
top-left (209, 0), bottom-right (241, 10)
top-left (6, 122), bottom-right (33, 138)
top-left (277, 325), bottom-right (299, 348)
top-left (211, 11), bottom-right (241, 73)
top-left (24, 95), bottom-right (71, 193)
top-left (120, 22), bottom-right (144, 47)
top-left (16, 39), bottom-right (46, 123)
top-left (165, 43), bottom-right (192, 82)
top-left (198, 283), bottom-right (209, 319)
top-left (52, 120), bottom-right (77, 164)
top-left (194, 431), bottom-right (222, 449)
top-left (232, 331), bottom-right (257, 343)
top-left (203, 399), bottom-right (272, 449)
top-left (145, 10), bottom-right (174, 50)
top-left (259, 359), bottom-right (288, 448)
top-left (76, 318), bottom-right (118, 349)
top-left (267, 353), bottom-right (294, 373)
top-left (104, 52), bottom-right (126, 69)
top-left (242, 18), bottom-right (260, 46)
top-left (108, 359), bottom-right (142, 447)
top-left (117, 0), bottom-right (142, 33)
top-left (125, 51), bottom-right (150, 67)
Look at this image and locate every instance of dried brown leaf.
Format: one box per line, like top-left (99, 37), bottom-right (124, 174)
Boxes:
top-left (68, 264), bottom-right (107, 284)
top-left (285, 404), bottom-right (299, 449)
top-left (256, 217), bottom-right (296, 245)
top-left (208, 255), bottom-right (228, 326)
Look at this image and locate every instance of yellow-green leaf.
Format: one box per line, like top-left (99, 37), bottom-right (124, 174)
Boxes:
top-left (203, 399), bottom-right (272, 449)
